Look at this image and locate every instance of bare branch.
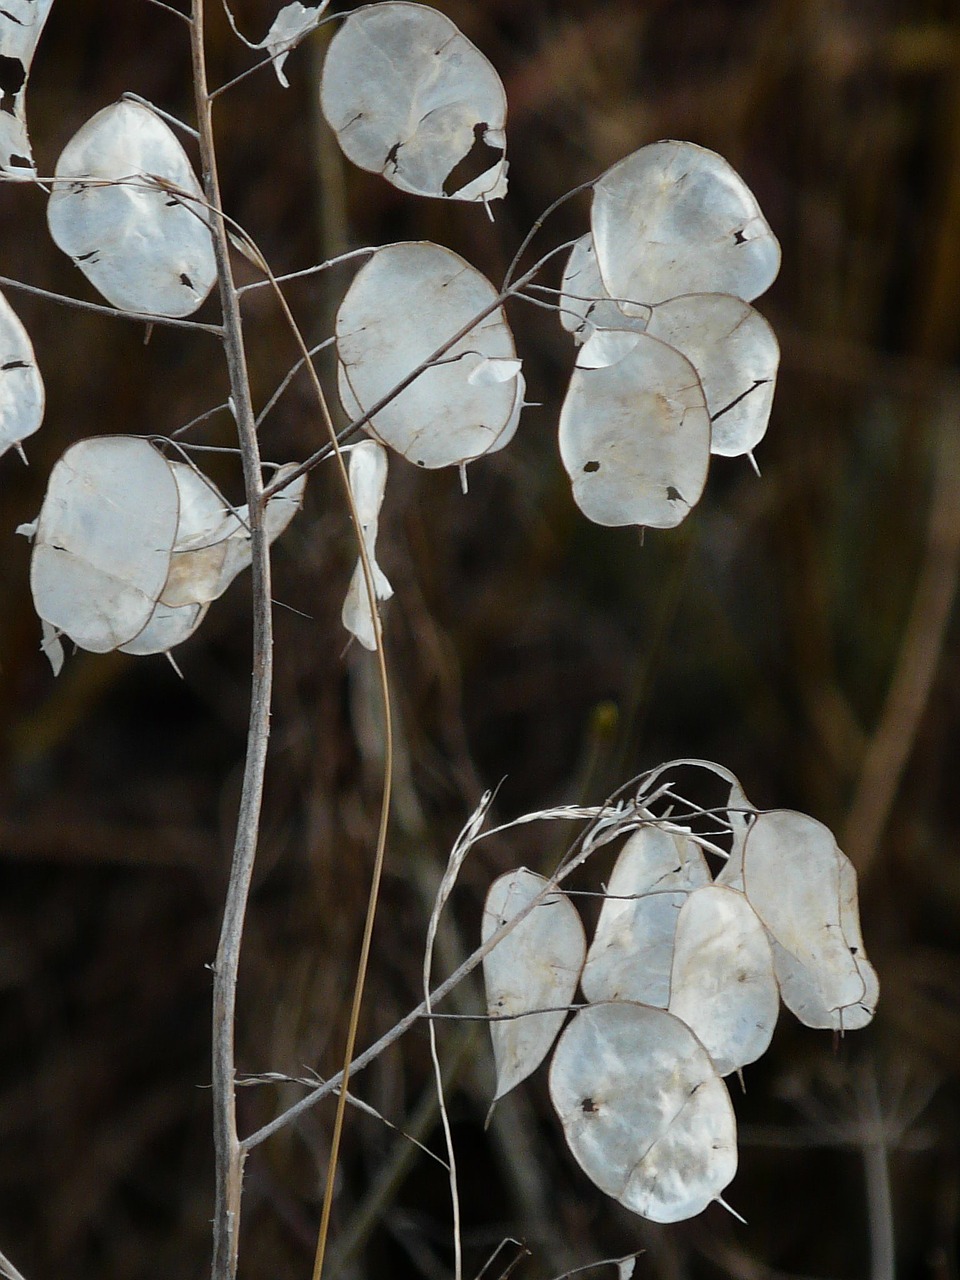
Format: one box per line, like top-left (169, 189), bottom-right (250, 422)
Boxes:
top-left (142, 0), bottom-right (192, 21)
top-left (236, 246), bottom-right (375, 295)
top-left (120, 92), bottom-right (199, 138)
top-left (190, 5), bottom-right (273, 1279)
top-left (242, 794), bottom-right (643, 1152)
top-left (844, 405), bottom-right (960, 875)
top-left (0, 274), bottom-right (223, 335)
top-left (255, 337), bottom-right (335, 430)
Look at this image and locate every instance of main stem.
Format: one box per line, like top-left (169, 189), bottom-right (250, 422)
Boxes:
top-left (190, 6), bottom-right (273, 1279)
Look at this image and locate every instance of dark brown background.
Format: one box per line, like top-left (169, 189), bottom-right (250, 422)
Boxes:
top-left (1, 1), bottom-right (958, 1278)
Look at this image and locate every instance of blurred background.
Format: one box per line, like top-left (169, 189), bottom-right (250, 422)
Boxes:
top-left (1, 1), bottom-right (959, 1277)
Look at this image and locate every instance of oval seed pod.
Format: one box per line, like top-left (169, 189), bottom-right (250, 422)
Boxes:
top-left (668, 884), bottom-right (779, 1075)
top-left (742, 810), bottom-right (871, 1020)
top-left (320, 2), bottom-right (507, 202)
top-left (558, 332), bottom-right (710, 529)
top-left (549, 1002), bottom-right (737, 1223)
top-left (482, 868), bottom-right (586, 1106)
top-left (592, 141), bottom-right (781, 311)
top-left (581, 826), bottom-right (710, 1007)
top-left (0, 289), bottom-right (45, 461)
top-left (0, 0), bottom-right (54, 177)
top-left (47, 100), bottom-right (216, 317)
top-left (336, 242), bottom-right (520, 468)
top-left (645, 294), bottom-right (779, 457)
top-left (30, 436), bottom-right (180, 652)
top-left (770, 855), bottom-right (878, 1030)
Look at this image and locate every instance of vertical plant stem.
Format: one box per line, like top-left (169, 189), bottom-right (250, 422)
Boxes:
top-left (233, 242), bottom-right (397, 1280)
top-left (859, 1064), bottom-right (896, 1280)
top-left (190, 5), bottom-right (273, 1278)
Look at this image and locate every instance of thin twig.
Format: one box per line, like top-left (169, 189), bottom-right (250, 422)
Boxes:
top-left (501, 180), bottom-right (595, 289)
top-left (475, 1238), bottom-right (531, 1280)
top-left (209, 53), bottom-right (278, 99)
top-left (191, 6), bottom-right (273, 1280)
top-left (120, 92), bottom-right (199, 138)
top-left (236, 1072), bottom-right (448, 1167)
top-left (254, 337), bottom-right (335, 429)
top-left (222, 226), bottom-right (397, 1280)
top-left (143, 0), bottom-right (192, 21)
top-left (209, 8), bottom-right (336, 101)
top-left (421, 806), bottom-right (488, 1280)
top-left (324, 1029), bottom-right (481, 1277)
top-left (858, 1064), bottom-right (896, 1280)
top-left (0, 274), bottom-right (223, 334)
top-left (422, 1004), bottom-right (584, 1022)
top-left (548, 1252), bottom-right (645, 1280)
top-left (164, 441), bottom-right (243, 457)
top-left (169, 401), bottom-right (231, 438)
top-left (219, 0), bottom-right (258, 46)
top-left (236, 246), bottom-right (375, 295)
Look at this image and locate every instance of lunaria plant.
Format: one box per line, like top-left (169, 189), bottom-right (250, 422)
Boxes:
top-left (46, 99), bottom-right (218, 317)
top-left (558, 142), bottom-right (781, 526)
top-left (0, 0), bottom-right (54, 178)
top-left (0, 1), bottom-right (875, 1277)
top-left (0, 288), bottom-right (44, 462)
top-left (16, 437), bottom-right (303, 668)
top-left (320, 1), bottom-right (508, 201)
top-left (4, 4), bottom-right (783, 668)
top-left (480, 762), bottom-right (878, 1223)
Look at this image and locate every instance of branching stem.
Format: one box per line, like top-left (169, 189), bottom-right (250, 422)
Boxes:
top-left (191, 5), bottom-right (273, 1279)
top-left (232, 237), bottom-right (396, 1280)
top-left (241, 795), bottom-right (642, 1152)
top-left (261, 240), bottom-right (575, 503)
top-left (193, 165), bottom-right (398, 1280)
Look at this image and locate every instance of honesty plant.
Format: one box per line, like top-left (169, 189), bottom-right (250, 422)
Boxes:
top-left (0, 288), bottom-right (44, 461)
top-left (0, 1), bottom-right (876, 1275)
top-left (46, 99), bottom-right (218, 317)
top-left (480, 764), bottom-right (878, 1223)
top-left (2, 0), bottom-right (784, 663)
top-left (15, 437), bottom-right (303, 666)
top-left (0, 0), bottom-right (54, 177)
top-left (320, 1), bottom-right (509, 201)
